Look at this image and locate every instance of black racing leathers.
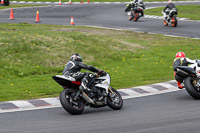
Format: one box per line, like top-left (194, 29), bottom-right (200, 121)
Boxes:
top-left (173, 58), bottom-right (195, 83)
top-left (125, 2), bottom-right (145, 12)
top-left (125, 2), bottom-right (145, 18)
top-left (163, 3), bottom-right (177, 16)
top-left (63, 61), bottom-right (99, 81)
top-left (125, 3), bottom-right (135, 12)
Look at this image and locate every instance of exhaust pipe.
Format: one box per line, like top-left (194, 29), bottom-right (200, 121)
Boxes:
top-left (177, 68), bottom-right (188, 75)
top-left (82, 92), bottom-right (95, 104)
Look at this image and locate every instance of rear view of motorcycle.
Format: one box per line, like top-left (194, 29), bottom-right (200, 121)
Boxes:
top-left (125, 0), bottom-right (145, 22)
top-left (129, 7), bottom-right (144, 21)
top-left (52, 73), bottom-right (123, 115)
top-left (162, 9), bottom-right (178, 27)
top-left (174, 60), bottom-right (200, 99)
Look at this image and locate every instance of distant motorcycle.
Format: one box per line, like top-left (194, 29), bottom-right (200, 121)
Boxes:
top-left (128, 7), bottom-right (144, 21)
top-left (175, 60), bottom-right (200, 99)
top-left (162, 9), bottom-right (178, 27)
top-left (52, 73), bottom-right (123, 115)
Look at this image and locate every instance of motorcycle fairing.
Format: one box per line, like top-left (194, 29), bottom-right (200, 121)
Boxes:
top-left (52, 75), bottom-right (78, 88)
top-left (95, 74), bottom-right (110, 93)
top-left (177, 66), bottom-right (196, 75)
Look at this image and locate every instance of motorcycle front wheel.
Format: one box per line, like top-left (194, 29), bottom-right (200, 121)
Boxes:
top-left (107, 87), bottom-right (123, 110)
top-left (184, 77), bottom-right (200, 99)
top-left (163, 20), bottom-right (168, 26)
top-left (60, 89), bottom-right (85, 115)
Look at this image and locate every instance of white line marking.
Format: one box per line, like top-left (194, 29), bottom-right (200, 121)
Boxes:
top-left (118, 89), bottom-right (141, 95)
top-left (8, 101), bottom-right (35, 108)
top-left (0, 105), bottom-right (61, 113)
top-left (122, 89), bottom-right (180, 99)
top-left (40, 98), bottom-right (60, 105)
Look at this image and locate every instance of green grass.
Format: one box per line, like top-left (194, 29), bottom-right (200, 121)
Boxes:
top-left (145, 5), bottom-right (200, 20)
top-left (0, 23), bottom-right (200, 102)
top-left (9, 0), bottom-right (197, 2)
top-left (0, 4), bottom-right (47, 10)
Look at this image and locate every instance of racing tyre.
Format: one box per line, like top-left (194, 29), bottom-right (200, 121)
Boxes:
top-left (171, 16), bottom-right (177, 27)
top-left (163, 20), bottom-right (168, 26)
top-left (107, 87), bottom-right (123, 110)
top-left (184, 77), bottom-right (200, 99)
top-left (133, 13), bottom-right (139, 21)
top-left (60, 89), bottom-right (85, 115)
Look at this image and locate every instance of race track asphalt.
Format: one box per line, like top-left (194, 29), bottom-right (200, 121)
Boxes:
top-left (1, 90), bottom-right (200, 133)
top-left (0, 2), bottom-right (200, 38)
top-left (0, 2), bottom-right (200, 133)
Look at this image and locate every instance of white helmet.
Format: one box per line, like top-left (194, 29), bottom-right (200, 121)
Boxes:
top-left (168, 0), bottom-right (172, 4)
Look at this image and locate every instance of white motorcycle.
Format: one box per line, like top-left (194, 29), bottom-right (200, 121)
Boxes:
top-left (52, 73), bottom-right (123, 115)
top-left (162, 8), bottom-right (178, 27)
top-left (175, 60), bottom-right (200, 99)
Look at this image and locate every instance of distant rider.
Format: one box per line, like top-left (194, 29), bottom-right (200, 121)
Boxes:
top-left (3, 0), bottom-right (10, 6)
top-left (125, 0), bottom-right (145, 20)
top-left (162, 0), bottom-right (178, 22)
top-left (62, 53), bottom-right (106, 91)
top-left (173, 52), bottom-right (196, 89)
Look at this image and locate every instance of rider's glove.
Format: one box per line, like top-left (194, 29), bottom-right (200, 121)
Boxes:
top-left (98, 70), bottom-right (107, 76)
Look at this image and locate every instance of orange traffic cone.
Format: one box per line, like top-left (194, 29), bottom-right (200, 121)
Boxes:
top-left (35, 10), bottom-right (40, 23)
top-left (69, 0), bottom-right (71, 4)
top-left (70, 16), bottom-right (75, 25)
top-left (87, 0), bottom-right (89, 4)
top-left (59, 0), bottom-right (61, 5)
top-left (10, 8), bottom-right (15, 20)
top-left (81, 0), bottom-right (83, 4)
top-left (1, 0), bottom-right (4, 4)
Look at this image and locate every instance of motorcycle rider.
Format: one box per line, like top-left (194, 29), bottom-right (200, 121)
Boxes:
top-left (173, 52), bottom-right (196, 89)
top-left (3, 0), bottom-right (10, 6)
top-left (62, 53), bottom-right (106, 91)
top-left (125, 1), bottom-right (135, 13)
top-left (125, 0), bottom-right (145, 20)
top-left (162, 0), bottom-right (178, 22)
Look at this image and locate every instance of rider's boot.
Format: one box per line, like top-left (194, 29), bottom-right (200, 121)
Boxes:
top-left (177, 81), bottom-right (184, 89)
top-left (79, 78), bottom-right (91, 92)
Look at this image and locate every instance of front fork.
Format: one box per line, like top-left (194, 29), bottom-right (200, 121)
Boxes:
top-left (108, 87), bottom-right (115, 98)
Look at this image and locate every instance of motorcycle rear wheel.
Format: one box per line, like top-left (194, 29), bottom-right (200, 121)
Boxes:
top-left (107, 87), bottom-right (123, 110)
top-left (184, 77), bottom-right (200, 99)
top-left (171, 16), bottom-right (177, 27)
top-left (60, 89), bottom-right (85, 115)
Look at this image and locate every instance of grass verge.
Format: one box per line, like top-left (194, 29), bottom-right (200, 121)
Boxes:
top-left (0, 23), bottom-right (200, 102)
top-left (145, 5), bottom-right (200, 20)
top-left (0, 4), bottom-right (47, 10)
